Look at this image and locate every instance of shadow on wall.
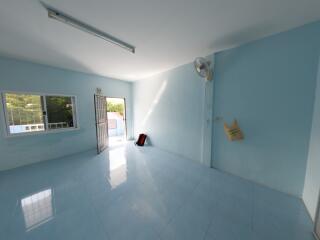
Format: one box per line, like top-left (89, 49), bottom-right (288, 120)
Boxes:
top-left (210, 23), bottom-right (277, 51)
top-left (145, 136), bottom-right (153, 146)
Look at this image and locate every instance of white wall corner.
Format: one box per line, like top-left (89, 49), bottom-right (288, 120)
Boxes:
top-left (302, 56), bottom-right (320, 222)
top-left (201, 54), bottom-right (215, 167)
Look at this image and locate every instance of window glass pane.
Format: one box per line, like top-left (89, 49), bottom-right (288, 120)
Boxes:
top-left (5, 93), bottom-right (44, 134)
top-left (46, 96), bottom-right (75, 129)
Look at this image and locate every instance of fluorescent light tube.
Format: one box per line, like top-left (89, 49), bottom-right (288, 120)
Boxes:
top-left (46, 7), bottom-right (135, 53)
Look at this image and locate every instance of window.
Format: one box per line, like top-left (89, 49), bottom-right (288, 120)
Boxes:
top-left (2, 92), bottom-right (78, 136)
top-left (46, 96), bottom-right (75, 129)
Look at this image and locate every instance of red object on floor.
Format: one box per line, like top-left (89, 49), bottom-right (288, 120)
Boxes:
top-left (136, 134), bottom-right (147, 146)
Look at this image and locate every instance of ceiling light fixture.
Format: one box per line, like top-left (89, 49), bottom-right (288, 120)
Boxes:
top-left (45, 6), bottom-right (135, 53)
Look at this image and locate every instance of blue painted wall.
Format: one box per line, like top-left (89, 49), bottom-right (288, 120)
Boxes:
top-left (212, 21), bottom-right (320, 196)
top-left (133, 63), bottom-right (211, 164)
top-left (0, 57), bottom-right (133, 171)
top-left (2, 20), bottom-right (319, 200)
top-left (303, 58), bottom-right (320, 221)
top-left (133, 21), bottom-right (320, 197)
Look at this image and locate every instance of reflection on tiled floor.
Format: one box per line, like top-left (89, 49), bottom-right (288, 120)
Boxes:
top-left (21, 188), bottom-right (54, 231)
top-left (0, 143), bottom-right (315, 240)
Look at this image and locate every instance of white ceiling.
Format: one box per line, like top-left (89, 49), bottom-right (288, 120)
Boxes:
top-left (0, 0), bottom-right (320, 81)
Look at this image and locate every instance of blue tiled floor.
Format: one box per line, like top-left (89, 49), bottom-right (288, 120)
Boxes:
top-left (0, 143), bottom-right (315, 240)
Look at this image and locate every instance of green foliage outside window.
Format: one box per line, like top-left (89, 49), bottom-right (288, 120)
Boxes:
top-left (5, 94), bottom-right (74, 127)
top-left (106, 101), bottom-right (124, 116)
top-left (46, 96), bottom-right (74, 127)
top-left (5, 94), bottom-right (43, 125)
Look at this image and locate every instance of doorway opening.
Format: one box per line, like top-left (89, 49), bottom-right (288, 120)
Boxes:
top-left (106, 97), bottom-right (127, 147)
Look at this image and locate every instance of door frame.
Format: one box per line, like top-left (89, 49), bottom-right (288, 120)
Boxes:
top-left (105, 97), bottom-right (128, 141)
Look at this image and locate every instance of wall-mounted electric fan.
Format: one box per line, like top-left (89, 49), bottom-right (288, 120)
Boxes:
top-left (194, 57), bottom-right (213, 81)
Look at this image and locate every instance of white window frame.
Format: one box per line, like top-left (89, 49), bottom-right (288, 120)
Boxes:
top-left (1, 91), bottom-right (80, 137)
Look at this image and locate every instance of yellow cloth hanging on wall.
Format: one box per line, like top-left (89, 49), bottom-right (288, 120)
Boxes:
top-left (223, 119), bottom-right (244, 141)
